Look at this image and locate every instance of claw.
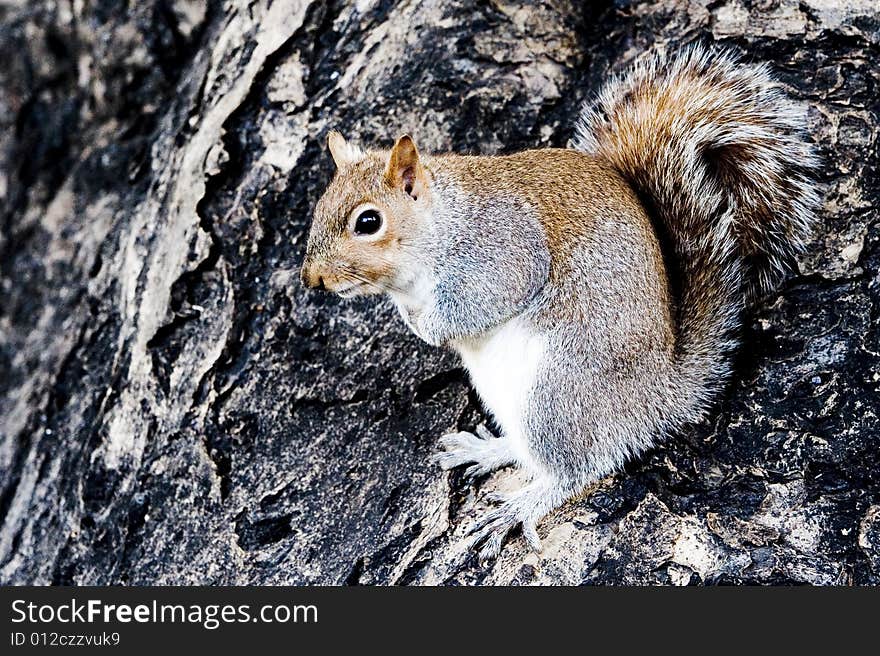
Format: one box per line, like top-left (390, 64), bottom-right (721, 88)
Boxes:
top-left (466, 515), bottom-right (512, 552)
top-left (437, 432), bottom-right (467, 449)
top-left (464, 463), bottom-right (490, 481)
top-left (522, 521), bottom-right (542, 553)
top-left (466, 505), bottom-right (502, 536)
top-left (430, 450), bottom-right (458, 470)
top-left (478, 531), bottom-right (506, 563)
top-left (483, 490), bottom-right (509, 505)
top-left (475, 424), bottom-right (495, 440)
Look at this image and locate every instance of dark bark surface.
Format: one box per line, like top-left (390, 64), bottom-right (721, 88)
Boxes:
top-left (1, 0), bottom-right (878, 585)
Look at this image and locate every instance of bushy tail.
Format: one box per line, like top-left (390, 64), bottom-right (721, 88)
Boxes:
top-left (573, 46), bottom-right (820, 425)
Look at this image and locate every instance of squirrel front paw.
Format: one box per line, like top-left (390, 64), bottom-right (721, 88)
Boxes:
top-left (430, 425), bottom-right (514, 479)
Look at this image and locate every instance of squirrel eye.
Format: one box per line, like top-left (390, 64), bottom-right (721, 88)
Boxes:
top-left (353, 209), bottom-right (382, 236)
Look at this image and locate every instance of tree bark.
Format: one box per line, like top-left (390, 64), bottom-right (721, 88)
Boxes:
top-left (1, 0), bottom-right (878, 585)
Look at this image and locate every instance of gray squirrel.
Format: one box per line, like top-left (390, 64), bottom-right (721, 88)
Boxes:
top-left (300, 46), bottom-right (820, 561)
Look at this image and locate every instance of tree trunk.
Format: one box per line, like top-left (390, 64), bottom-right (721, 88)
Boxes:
top-left (1, 0), bottom-right (878, 585)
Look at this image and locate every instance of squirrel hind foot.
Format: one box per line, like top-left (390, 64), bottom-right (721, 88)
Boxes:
top-left (465, 480), bottom-right (553, 561)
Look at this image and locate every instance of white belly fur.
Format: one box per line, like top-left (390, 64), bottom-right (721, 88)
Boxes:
top-left (453, 316), bottom-right (545, 470)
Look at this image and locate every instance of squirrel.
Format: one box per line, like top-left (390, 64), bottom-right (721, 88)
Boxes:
top-left (301, 46), bottom-right (819, 561)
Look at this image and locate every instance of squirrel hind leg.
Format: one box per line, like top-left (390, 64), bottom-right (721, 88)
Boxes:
top-left (431, 424), bottom-right (516, 479)
top-left (465, 475), bottom-right (578, 561)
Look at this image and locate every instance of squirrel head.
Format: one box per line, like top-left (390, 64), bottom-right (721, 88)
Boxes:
top-left (302, 132), bottom-right (431, 297)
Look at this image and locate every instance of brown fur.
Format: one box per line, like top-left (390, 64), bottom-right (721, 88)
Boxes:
top-left (301, 45), bottom-right (819, 560)
top-left (303, 146), bottom-right (432, 294)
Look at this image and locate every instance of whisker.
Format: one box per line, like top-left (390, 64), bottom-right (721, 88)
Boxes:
top-left (343, 269), bottom-right (407, 296)
top-left (335, 266), bottom-right (400, 295)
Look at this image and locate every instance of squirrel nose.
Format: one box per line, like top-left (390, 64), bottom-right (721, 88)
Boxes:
top-left (301, 261), bottom-right (327, 291)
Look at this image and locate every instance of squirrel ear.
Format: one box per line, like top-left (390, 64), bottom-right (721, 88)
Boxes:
top-left (327, 131), bottom-right (365, 168)
top-left (385, 134), bottom-right (425, 199)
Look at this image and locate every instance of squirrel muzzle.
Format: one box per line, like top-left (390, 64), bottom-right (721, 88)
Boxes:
top-left (301, 259), bottom-right (370, 297)
top-left (300, 259), bottom-right (328, 292)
